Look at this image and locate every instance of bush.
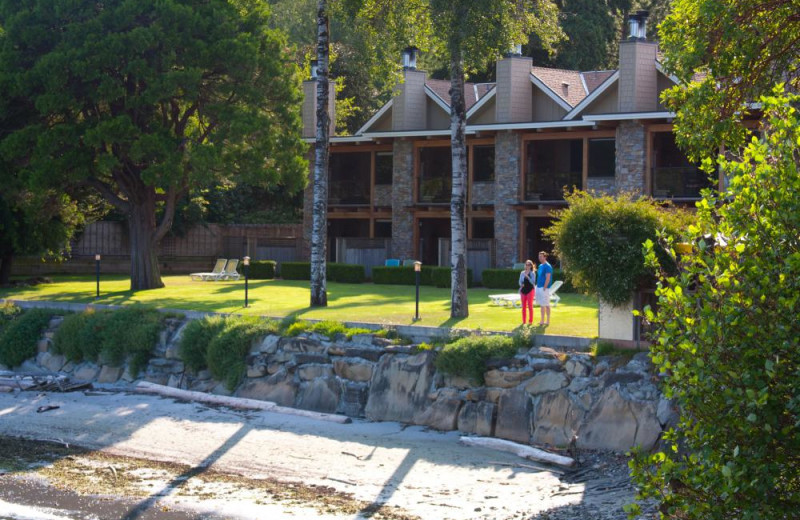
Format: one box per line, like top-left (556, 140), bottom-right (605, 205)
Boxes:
top-left (99, 306), bottom-right (164, 376)
top-left (434, 335), bottom-right (517, 385)
top-left (0, 309), bottom-right (55, 368)
top-left (371, 266), bottom-right (433, 285)
top-left (328, 263), bottom-right (365, 284)
top-left (511, 325), bottom-right (537, 350)
top-left (481, 269), bottom-right (519, 290)
top-left (545, 191), bottom-right (693, 305)
top-left (280, 262), bottom-right (310, 280)
top-left (282, 319), bottom-right (372, 339)
top-left (0, 302), bottom-right (22, 335)
top-left (53, 311), bottom-right (94, 362)
top-left (206, 317), bottom-right (279, 391)
top-left (238, 260), bottom-right (276, 280)
top-left (429, 266), bottom-right (473, 288)
top-left (179, 316), bottom-right (226, 372)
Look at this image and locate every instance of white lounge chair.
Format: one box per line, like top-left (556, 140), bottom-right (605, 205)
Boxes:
top-left (220, 258), bottom-right (240, 281)
top-left (190, 258), bottom-right (227, 281)
top-left (548, 280), bottom-right (564, 306)
top-left (488, 281), bottom-right (564, 308)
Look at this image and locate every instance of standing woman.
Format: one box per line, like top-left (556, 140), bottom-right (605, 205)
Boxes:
top-left (519, 260), bottom-right (536, 324)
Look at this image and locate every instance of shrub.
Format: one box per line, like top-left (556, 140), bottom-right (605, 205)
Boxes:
top-left (99, 306), bottom-right (164, 376)
top-left (206, 317), bottom-right (279, 391)
top-left (0, 309), bottom-right (55, 368)
top-left (371, 266), bottom-right (433, 286)
top-left (545, 191), bottom-right (693, 305)
top-left (283, 319), bottom-right (372, 339)
top-left (238, 260), bottom-right (276, 280)
top-left (429, 266), bottom-right (473, 288)
top-left (280, 262), bottom-right (310, 280)
top-left (511, 325), bottom-right (537, 350)
top-left (434, 335), bottom-right (517, 385)
top-left (481, 269), bottom-right (519, 290)
top-left (178, 315), bottom-right (227, 372)
top-left (53, 311), bottom-right (91, 362)
top-left (0, 302), bottom-right (22, 335)
top-left (328, 263), bottom-right (365, 284)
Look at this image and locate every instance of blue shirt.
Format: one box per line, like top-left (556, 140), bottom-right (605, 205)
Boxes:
top-left (536, 262), bottom-right (553, 288)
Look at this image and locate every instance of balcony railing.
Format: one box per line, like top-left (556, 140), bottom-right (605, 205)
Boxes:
top-left (525, 171), bottom-right (582, 201)
top-left (652, 166), bottom-right (709, 199)
top-left (328, 180), bottom-right (369, 205)
top-left (418, 177), bottom-right (451, 203)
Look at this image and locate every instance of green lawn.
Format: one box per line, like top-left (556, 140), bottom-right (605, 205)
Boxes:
top-left (0, 275), bottom-right (599, 337)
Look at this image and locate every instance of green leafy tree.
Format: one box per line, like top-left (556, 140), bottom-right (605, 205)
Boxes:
top-left (0, 0), bottom-right (307, 291)
top-left (544, 191), bottom-right (692, 306)
top-left (659, 0), bottom-right (800, 161)
top-left (629, 90), bottom-right (800, 519)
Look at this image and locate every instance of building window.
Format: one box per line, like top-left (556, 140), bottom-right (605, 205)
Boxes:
top-left (374, 220), bottom-right (392, 238)
top-left (472, 145), bottom-right (495, 182)
top-left (329, 152), bottom-right (370, 205)
top-left (652, 133), bottom-right (709, 198)
top-left (471, 218), bottom-right (494, 239)
top-left (525, 139), bottom-right (582, 201)
top-left (588, 138), bottom-right (615, 177)
top-left (418, 147), bottom-right (451, 203)
top-left (375, 152), bottom-right (393, 185)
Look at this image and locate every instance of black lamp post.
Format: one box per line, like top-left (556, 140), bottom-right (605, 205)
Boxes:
top-left (94, 253), bottom-right (101, 300)
top-left (243, 256), bottom-right (250, 308)
top-left (414, 261), bottom-right (422, 321)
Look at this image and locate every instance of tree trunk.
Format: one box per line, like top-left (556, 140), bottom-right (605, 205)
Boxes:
top-left (310, 0), bottom-right (330, 307)
top-left (0, 252), bottom-right (13, 285)
top-left (449, 53), bottom-right (469, 318)
top-left (128, 195), bottom-right (164, 291)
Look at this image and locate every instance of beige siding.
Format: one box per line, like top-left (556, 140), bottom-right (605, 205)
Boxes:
top-left (531, 89), bottom-right (568, 121)
top-left (467, 96), bottom-right (496, 125)
top-left (393, 70), bottom-right (427, 131)
top-left (656, 72), bottom-right (674, 111)
top-left (496, 57), bottom-right (532, 123)
top-left (618, 41), bottom-right (658, 112)
top-left (582, 84), bottom-right (618, 115)
top-left (370, 110), bottom-right (393, 132)
top-left (426, 97), bottom-right (450, 129)
top-left (302, 81), bottom-right (316, 138)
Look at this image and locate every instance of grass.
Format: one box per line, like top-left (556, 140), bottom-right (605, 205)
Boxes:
top-left (0, 275), bottom-right (599, 337)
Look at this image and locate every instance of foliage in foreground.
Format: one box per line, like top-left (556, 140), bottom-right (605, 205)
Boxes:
top-left (0, 307), bottom-right (54, 368)
top-left (628, 91), bottom-right (800, 519)
top-left (545, 191), bottom-right (693, 306)
top-left (435, 335), bottom-right (517, 385)
top-left (52, 306), bottom-right (165, 376)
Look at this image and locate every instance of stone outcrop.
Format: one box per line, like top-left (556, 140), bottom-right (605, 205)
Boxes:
top-left (17, 315), bottom-right (670, 453)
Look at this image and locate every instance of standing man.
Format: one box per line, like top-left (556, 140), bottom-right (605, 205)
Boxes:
top-left (535, 251), bottom-right (552, 326)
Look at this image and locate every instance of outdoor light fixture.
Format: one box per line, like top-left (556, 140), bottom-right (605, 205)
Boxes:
top-left (243, 256), bottom-right (250, 308)
top-left (94, 254), bottom-right (101, 300)
top-left (414, 261), bottom-right (422, 321)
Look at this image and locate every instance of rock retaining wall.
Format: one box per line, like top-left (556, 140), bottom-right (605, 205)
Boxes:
top-left (8, 316), bottom-right (674, 453)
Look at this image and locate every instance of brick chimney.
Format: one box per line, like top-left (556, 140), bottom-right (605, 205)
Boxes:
top-left (392, 47), bottom-right (427, 131)
top-left (618, 11), bottom-right (658, 113)
top-left (495, 44), bottom-right (533, 123)
top-left (302, 60), bottom-right (336, 138)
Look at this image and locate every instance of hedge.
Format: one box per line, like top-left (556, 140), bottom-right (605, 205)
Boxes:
top-left (237, 260), bottom-right (276, 279)
top-left (372, 266), bottom-right (434, 286)
top-left (430, 266), bottom-right (474, 288)
top-left (480, 267), bottom-right (574, 292)
top-left (280, 262), bottom-right (365, 283)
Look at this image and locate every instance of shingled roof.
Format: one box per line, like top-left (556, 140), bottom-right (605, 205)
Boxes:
top-left (425, 79), bottom-right (495, 111)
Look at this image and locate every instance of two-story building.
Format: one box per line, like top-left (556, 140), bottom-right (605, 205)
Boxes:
top-left (301, 12), bottom-right (716, 279)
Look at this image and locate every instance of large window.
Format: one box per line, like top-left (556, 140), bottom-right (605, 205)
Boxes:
top-left (588, 138), bottom-right (615, 177)
top-left (329, 152), bottom-right (370, 205)
top-left (652, 133), bottom-right (710, 198)
top-left (375, 152), bottom-right (393, 185)
top-left (525, 139), bottom-right (582, 201)
top-left (472, 145), bottom-right (495, 182)
top-left (418, 147), bottom-right (452, 203)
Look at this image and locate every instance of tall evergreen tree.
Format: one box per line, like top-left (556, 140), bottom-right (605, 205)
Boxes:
top-left (0, 0), bottom-right (307, 290)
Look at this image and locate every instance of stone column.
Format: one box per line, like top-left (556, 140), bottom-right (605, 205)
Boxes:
top-left (615, 122), bottom-right (647, 194)
top-left (392, 139), bottom-right (414, 260)
top-left (494, 131), bottom-right (521, 267)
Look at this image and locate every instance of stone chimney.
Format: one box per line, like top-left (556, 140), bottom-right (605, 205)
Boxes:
top-left (302, 60), bottom-right (336, 138)
top-left (495, 44), bottom-right (533, 123)
top-left (618, 11), bottom-right (658, 113)
top-left (392, 47), bottom-right (427, 131)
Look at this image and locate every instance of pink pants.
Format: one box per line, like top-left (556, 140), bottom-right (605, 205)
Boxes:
top-left (520, 290), bottom-right (534, 323)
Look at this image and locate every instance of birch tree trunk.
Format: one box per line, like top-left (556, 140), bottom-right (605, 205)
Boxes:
top-left (310, 0), bottom-right (330, 307)
top-left (449, 51), bottom-right (469, 318)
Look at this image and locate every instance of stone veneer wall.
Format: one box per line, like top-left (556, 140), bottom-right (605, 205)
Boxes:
top-left (615, 122), bottom-right (647, 194)
top-left (494, 132), bottom-right (522, 267)
top-left (587, 176), bottom-right (617, 195)
top-left (14, 316), bottom-right (674, 453)
top-left (391, 139), bottom-right (415, 260)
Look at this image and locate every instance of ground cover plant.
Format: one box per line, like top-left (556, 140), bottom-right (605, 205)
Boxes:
top-left (0, 276), bottom-right (599, 337)
top-left (434, 334), bottom-right (518, 385)
top-left (52, 306), bottom-right (166, 376)
top-left (0, 306), bottom-right (54, 368)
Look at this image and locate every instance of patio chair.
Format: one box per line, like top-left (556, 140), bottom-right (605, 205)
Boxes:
top-left (548, 280), bottom-right (564, 306)
top-left (190, 258), bottom-right (227, 281)
top-left (221, 258), bottom-right (240, 281)
top-left (488, 293), bottom-right (522, 307)
top-left (385, 258), bottom-right (401, 267)
top-left (402, 259), bottom-right (417, 267)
